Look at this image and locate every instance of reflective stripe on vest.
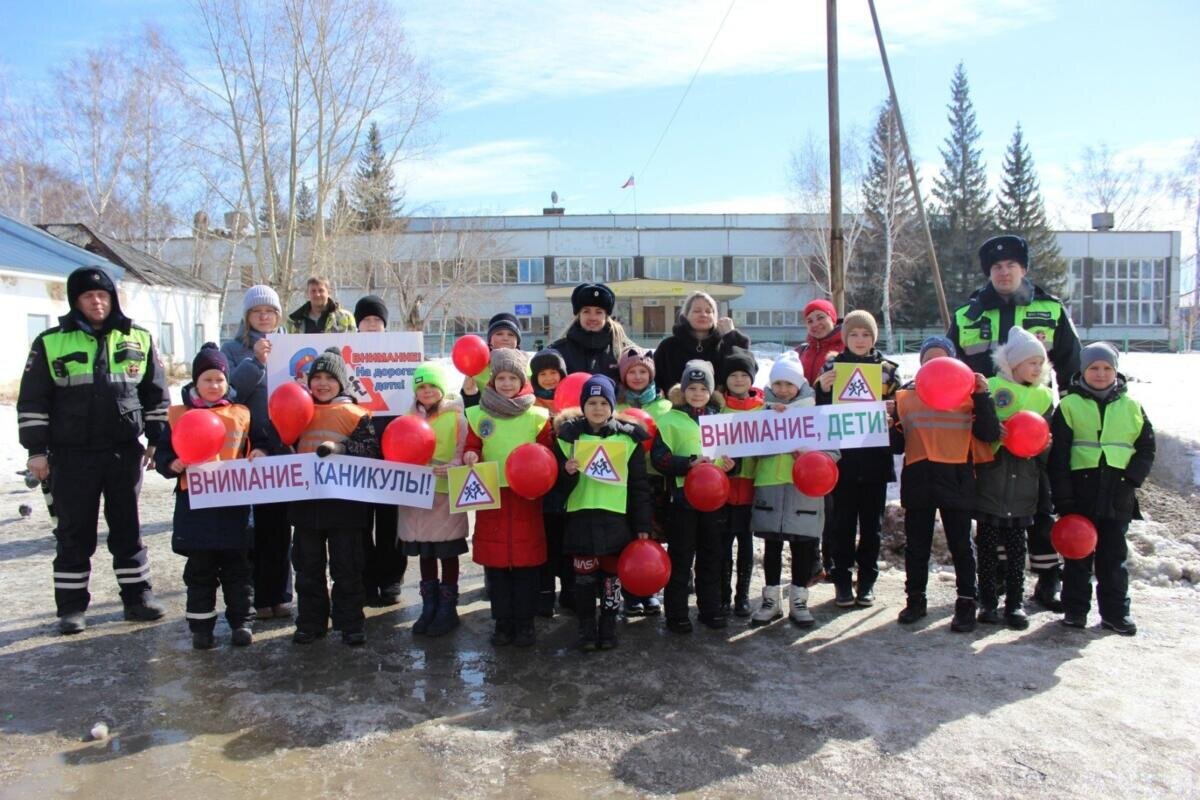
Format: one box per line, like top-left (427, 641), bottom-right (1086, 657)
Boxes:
top-left (1059, 393), bottom-right (1143, 471)
top-left (168, 404), bottom-right (250, 491)
top-left (559, 432), bottom-right (635, 514)
top-left (954, 299), bottom-right (1064, 357)
top-left (895, 389), bottom-right (976, 465)
top-left (466, 404), bottom-right (550, 488)
top-left (42, 327), bottom-right (153, 388)
top-left (656, 409), bottom-right (702, 488)
top-left (297, 403), bottom-right (369, 454)
top-left (987, 376), bottom-right (1055, 454)
top-left (428, 409), bottom-right (462, 494)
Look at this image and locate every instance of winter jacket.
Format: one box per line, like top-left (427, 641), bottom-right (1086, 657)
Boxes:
top-left (974, 373), bottom-right (1054, 525)
top-left (221, 323), bottom-right (289, 453)
top-left (548, 320), bottom-right (632, 382)
top-left (287, 299), bottom-right (357, 334)
top-left (794, 324), bottom-right (844, 385)
top-left (653, 320), bottom-right (751, 395)
top-left (650, 389), bottom-right (741, 511)
top-left (814, 349), bottom-right (900, 486)
top-left (890, 384), bottom-right (1001, 511)
top-left (1048, 374), bottom-right (1155, 522)
top-left (722, 388), bottom-right (766, 505)
top-left (287, 396), bottom-right (380, 530)
top-left (554, 410), bottom-right (653, 555)
top-left (395, 398), bottom-right (469, 544)
top-left (947, 279), bottom-right (1080, 392)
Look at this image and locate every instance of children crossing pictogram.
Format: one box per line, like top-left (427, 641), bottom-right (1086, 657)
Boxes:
top-left (836, 366), bottom-right (879, 402)
top-left (455, 467), bottom-right (495, 507)
top-left (583, 444), bottom-right (622, 483)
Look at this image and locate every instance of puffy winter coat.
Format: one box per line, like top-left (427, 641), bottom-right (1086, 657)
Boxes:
top-left (795, 324), bottom-right (843, 385)
top-left (548, 320), bottom-right (632, 382)
top-left (974, 375), bottom-right (1054, 523)
top-left (653, 320), bottom-right (750, 395)
top-left (814, 349), bottom-right (900, 486)
top-left (221, 323), bottom-right (289, 453)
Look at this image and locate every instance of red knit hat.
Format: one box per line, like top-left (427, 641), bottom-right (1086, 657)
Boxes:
top-left (803, 299), bottom-right (837, 323)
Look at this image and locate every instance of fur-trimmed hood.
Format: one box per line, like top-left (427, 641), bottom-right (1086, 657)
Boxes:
top-left (992, 338), bottom-right (1052, 385)
top-left (554, 407), bottom-right (650, 444)
top-left (666, 384), bottom-right (726, 410)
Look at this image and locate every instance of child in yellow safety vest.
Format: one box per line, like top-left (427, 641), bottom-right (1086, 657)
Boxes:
top-left (555, 374), bottom-right (653, 650)
top-left (974, 326), bottom-right (1055, 630)
top-left (1049, 342), bottom-right (1155, 636)
top-left (155, 343), bottom-right (267, 650)
top-left (717, 346), bottom-right (764, 618)
top-left (289, 347), bottom-right (380, 647)
top-left (396, 362), bottom-right (469, 638)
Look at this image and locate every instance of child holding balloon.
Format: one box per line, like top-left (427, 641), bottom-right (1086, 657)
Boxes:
top-left (748, 352), bottom-right (837, 629)
top-left (1049, 343), bottom-right (1155, 635)
top-left (395, 362), bottom-right (469, 637)
top-left (973, 326), bottom-right (1055, 630)
top-left (463, 348), bottom-right (555, 647)
top-left (555, 374), bottom-right (654, 650)
top-left (156, 344), bottom-right (268, 650)
top-left (459, 313), bottom-right (524, 409)
top-left (717, 346), bottom-right (764, 618)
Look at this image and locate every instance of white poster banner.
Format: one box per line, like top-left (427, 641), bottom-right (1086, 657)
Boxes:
top-left (185, 454), bottom-right (435, 510)
top-left (699, 402), bottom-right (890, 458)
top-left (265, 331), bottom-right (424, 417)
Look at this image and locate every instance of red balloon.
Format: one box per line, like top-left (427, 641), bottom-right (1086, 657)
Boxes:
top-left (505, 443), bottom-right (558, 500)
top-left (622, 407), bottom-right (657, 452)
top-left (1003, 410), bottom-right (1051, 458)
top-left (173, 408), bottom-right (226, 465)
top-left (268, 382), bottom-right (315, 446)
top-left (451, 335), bottom-right (490, 376)
top-left (553, 372), bottom-right (592, 413)
top-left (381, 415), bottom-right (437, 464)
top-left (618, 539), bottom-right (672, 596)
top-left (915, 356), bottom-right (975, 411)
top-left (1051, 514), bottom-right (1099, 560)
top-left (684, 463), bottom-right (730, 512)
top-left (792, 451), bottom-right (839, 496)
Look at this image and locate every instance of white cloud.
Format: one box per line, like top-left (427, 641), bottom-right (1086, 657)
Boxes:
top-left (401, 0), bottom-right (1052, 108)
top-left (401, 139), bottom-right (559, 206)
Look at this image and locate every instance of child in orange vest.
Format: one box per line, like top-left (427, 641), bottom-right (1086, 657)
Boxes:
top-left (289, 347), bottom-right (380, 647)
top-left (156, 344), bottom-right (267, 650)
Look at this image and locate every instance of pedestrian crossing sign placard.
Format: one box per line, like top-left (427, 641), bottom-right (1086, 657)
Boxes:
top-left (834, 363), bottom-right (882, 403)
top-left (577, 440), bottom-right (628, 486)
top-left (448, 462), bottom-right (501, 513)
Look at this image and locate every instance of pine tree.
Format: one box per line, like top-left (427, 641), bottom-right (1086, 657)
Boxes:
top-left (351, 121), bottom-right (399, 231)
top-left (257, 173), bottom-right (286, 231)
top-left (995, 124), bottom-right (1067, 295)
top-left (295, 180), bottom-right (316, 234)
top-left (931, 63), bottom-right (993, 311)
top-left (331, 186), bottom-right (354, 232)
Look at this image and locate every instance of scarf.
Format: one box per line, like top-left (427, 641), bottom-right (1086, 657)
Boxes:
top-left (481, 386), bottom-right (536, 418)
top-left (1079, 381), bottom-right (1118, 402)
top-left (625, 384), bottom-right (658, 407)
top-left (534, 385), bottom-right (556, 402)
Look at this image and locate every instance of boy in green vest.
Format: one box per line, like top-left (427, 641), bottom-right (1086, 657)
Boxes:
top-left (1049, 343), bottom-right (1155, 635)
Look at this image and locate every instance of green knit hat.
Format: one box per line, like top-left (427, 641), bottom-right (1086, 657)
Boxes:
top-left (412, 362), bottom-right (450, 395)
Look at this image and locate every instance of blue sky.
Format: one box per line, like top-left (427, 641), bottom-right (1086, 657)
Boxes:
top-left (2, 0), bottom-right (1197, 231)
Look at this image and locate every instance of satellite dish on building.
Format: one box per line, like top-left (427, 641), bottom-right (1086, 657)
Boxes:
top-left (551, 191), bottom-right (559, 206)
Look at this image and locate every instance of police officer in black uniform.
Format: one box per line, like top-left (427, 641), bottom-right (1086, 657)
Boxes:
top-left (18, 267), bottom-right (170, 634)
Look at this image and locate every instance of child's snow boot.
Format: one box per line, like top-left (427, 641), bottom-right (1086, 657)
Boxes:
top-left (750, 585), bottom-right (783, 628)
top-left (412, 579), bottom-right (439, 635)
top-left (950, 598), bottom-right (978, 633)
top-left (897, 594), bottom-right (927, 625)
top-left (789, 585), bottom-right (815, 628)
top-left (425, 584), bottom-right (459, 637)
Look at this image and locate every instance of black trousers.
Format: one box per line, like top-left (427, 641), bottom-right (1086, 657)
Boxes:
top-left (762, 538), bottom-right (817, 586)
top-left (903, 507), bottom-right (977, 600)
top-left (1062, 518), bottom-right (1130, 620)
top-left (292, 526), bottom-right (366, 635)
top-left (829, 480), bottom-right (886, 589)
top-left (539, 512), bottom-right (574, 596)
top-left (362, 503), bottom-right (406, 592)
top-left (50, 445), bottom-right (151, 616)
top-left (665, 506), bottom-right (722, 622)
top-left (721, 505), bottom-right (754, 603)
top-left (182, 549), bottom-right (254, 632)
top-left (485, 566), bottom-right (540, 623)
top-left (1027, 511), bottom-right (1059, 574)
top-left (251, 502), bottom-right (292, 607)
top-left (976, 523), bottom-right (1026, 607)
top-left (820, 494), bottom-right (835, 571)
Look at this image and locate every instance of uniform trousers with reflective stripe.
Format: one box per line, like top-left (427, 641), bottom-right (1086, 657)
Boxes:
top-left (49, 445), bottom-right (152, 616)
top-left (182, 549), bottom-right (254, 632)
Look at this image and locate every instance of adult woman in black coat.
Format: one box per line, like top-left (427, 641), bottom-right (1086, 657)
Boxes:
top-left (652, 290), bottom-right (750, 394)
top-left (548, 283), bottom-right (636, 382)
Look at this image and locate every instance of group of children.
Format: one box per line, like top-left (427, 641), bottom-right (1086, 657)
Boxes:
top-left (159, 302), bottom-right (1154, 652)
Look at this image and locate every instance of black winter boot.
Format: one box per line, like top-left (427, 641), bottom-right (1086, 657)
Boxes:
top-left (513, 619), bottom-right (536, 647)
top-left (1032, 568), bottom-right (1064, 613)
top-left (733, 559), bottom-right (753, 617)
top-left (977, 590), bottom-right (1001, 625)
top-left (490, 620), bottom-right (514, 646)
top-left (720, 557), bottom-right (734, 618)
top-left (834, 581), bottom-right (855, 608)
top-left (897, 595), bottom-right (927, 625)
top-left (575, 574), bottom-right (599, 650)
top-left (192, 629), bottom-right (216, 650)
top-left (1004, 599), bottom-right (1030, 630)
top-left (537, 590), bottom-right (556, 618)
top-left (425, 584), bottom-right (459, 637)
top-left (950, 598), bottom-right (978, 633)
top-left (597, 611), bottom-right (618, 650)
top-left (413, 579), bottom-right (439, 635)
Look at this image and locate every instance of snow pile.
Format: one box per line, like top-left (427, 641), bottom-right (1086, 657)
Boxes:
top-left (1127, 522), bottom-right (1200, 588)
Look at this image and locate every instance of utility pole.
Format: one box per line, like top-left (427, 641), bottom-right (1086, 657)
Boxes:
top-left (826, 0), bottom-right (845, 315)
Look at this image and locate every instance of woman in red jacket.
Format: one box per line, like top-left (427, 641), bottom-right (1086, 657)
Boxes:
top-left (794, 299), bottom-right (843, 385)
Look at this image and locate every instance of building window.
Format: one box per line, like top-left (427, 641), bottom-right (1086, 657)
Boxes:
top-left (478, 257), bottom-right (545, 285)
top-left (1066, 258), bottom-right (1084, 322)
top-left (731, 309), bottom-right (802, 328)
top-left (645, 256), bottom-right (722, 282)
top-left (733, 256), bottom-right (801, 283)
top-left (1093, 258), bottom-right (1165, 326)
top-left (27, 314), bottom-right (50, 347)
top-left (160, 322), bottom-right (175, 356)
top-left (194, 323), bottom-right (205, 348)
top-left (554, 256), bottom-right (634, 284)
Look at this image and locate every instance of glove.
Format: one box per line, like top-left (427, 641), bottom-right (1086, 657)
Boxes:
top-left (316, 441), bottom-right (344, 458)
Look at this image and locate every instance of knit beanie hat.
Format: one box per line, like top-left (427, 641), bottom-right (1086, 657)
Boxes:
top-left (769, 351), bottom-right (807, 389)
top-left (571, 282), bottom-right (616, 315)
top-left (681, 359), bottom-right (715, 393)
top-left (412, 362), bottom-right (450, 396)
top-left (979, 234), bottom-right (1029, 276)
top-left (618, 346), bottom-right (656, 386)
top-left (1081, 341), bottom-right (1119, 371)
top-left (803, 298), bottom-right (837, 324)
top-left (719, 346), bottom-right (758, 386)
top-left (353, 294), bottom-right (389, 327)
top-left (486, 312), bottom-right (522, 346)
top-left (997, 326), bottom-right (1045, 374)
top-left (242, 284), bottom-right (282, 316)
top-left (841, 309), bottom-right (879, 344)
top-left (530, 348), bottom-right (568, 381)
top-left (580, 374), bottom-right (617, 411)
top-left (489, 347), bottom-right (529, 384)
top-left (67, 266), bottom-right (118, 308)
top-left (192, 342), bottom-right (228, 382)
top-left (919, 335), bottom-right (958, 361)
top-left (308, 346), bottom-right (350, 392)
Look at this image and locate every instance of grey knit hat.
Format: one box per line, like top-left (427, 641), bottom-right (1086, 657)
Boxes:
top-left (308, 347), bottom-right (349, 393)
top-left (243, 285), bottom-right (282, 316)
top-left (1081, 341), bottom-right (1119, 371)
top-left (489, 347), bottom-right (530, 385)
top-left (681, 359), bottom-right (715, 393)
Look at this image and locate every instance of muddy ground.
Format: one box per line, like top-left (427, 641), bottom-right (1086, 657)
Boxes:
top-left (0, 468), bottom-right (1198, 799)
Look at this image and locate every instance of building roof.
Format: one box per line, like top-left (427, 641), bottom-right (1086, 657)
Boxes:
top-left (0, 212), bottom-right (124, 280)
top-left (39, 222), bottom-right (218, 293)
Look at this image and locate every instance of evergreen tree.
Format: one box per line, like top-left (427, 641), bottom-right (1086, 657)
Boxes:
top-left (331, 186), bottom-right (355, 232)
top-left (995, 124), bottom-right (1067, 295)
top-left (351, 121), bottom-right (399, 231)
top-left (257, 173), bottom-right (286, 231)
top-left (931, 63), bottom-right (993, 311)
top-left (295, 180), bottom-right (316, 233)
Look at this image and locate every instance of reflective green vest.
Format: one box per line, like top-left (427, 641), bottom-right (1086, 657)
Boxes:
top-left (558, 432), bottom-right (635, 514)
top-left (987, 376), bottom-right (1055, 454)
top-left (428, 409), bottom-right (463, 494)
top-left (955, 299), bottom-right (1064, 358)
top-left (1059, 392), bottom-right (1144, 471)
top-left (753, 451), bottom-right (795, 488)
top-left (618, 398), bottom-right (672, 477)
top-left (465, 404), bottom-right (550, 488)
top-left (656, 409), bottom-right (702, 488)
top-left (42, 326), bottom-right (153, 389)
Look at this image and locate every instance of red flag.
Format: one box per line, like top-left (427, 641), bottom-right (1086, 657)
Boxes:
top-left (621, 174), bottom-right (635, 189)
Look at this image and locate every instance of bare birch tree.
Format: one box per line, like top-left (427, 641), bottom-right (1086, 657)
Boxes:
top-left (1068, 142), bottom-right (1164, 230)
